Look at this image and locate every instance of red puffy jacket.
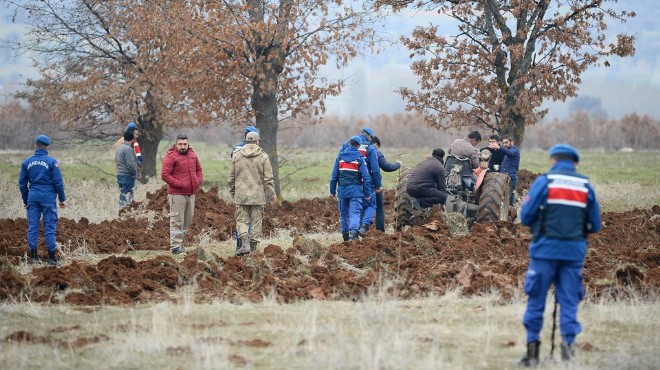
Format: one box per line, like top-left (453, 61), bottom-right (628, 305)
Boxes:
top-left (161, 146), bottom-right (203, 195)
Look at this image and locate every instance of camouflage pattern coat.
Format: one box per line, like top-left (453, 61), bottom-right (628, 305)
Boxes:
top-left (228, 143), bottom-right (276, 205)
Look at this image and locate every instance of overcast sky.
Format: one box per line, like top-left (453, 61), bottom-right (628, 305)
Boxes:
top-left (1, 2), bottom-right (658, 121)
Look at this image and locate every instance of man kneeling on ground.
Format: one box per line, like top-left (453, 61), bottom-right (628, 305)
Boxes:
top-left (406, 148), bottom-right (447, 210)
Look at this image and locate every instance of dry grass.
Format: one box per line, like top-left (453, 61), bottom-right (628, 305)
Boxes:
top-left (1, 293), bottom-right (658, 369)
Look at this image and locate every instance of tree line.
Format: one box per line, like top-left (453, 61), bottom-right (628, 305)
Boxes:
top-left (2, 102), bottom-right (657, 151)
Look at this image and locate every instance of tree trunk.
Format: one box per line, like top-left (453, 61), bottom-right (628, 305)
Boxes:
top-left (136, 117), bottom-right (163, 182)
top-left (251, 82), bottom-right (282, 198)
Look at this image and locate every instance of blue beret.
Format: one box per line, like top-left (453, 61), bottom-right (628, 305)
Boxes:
top-left (350, 135), bottom-right (363, 145)
top-left (35, 135), bottom-right (51, 146)
top-left (245, 125), bottom-right (259, 134)
top-left (362, 127), bottom-right (375, 137)
top-left (126, 121), bottom-right (137, 130)
top-left (548, 143), bottom-right (580, 163)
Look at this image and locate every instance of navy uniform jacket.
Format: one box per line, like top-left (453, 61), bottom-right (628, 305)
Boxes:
top-left (520, 160), bottom-right (601, 261)
top-left (19, 148), bottom-right (67, 204)
top-left (330, 146), bottom-right (373, 199)
top-left (339, 135), bottom-right (382, 189)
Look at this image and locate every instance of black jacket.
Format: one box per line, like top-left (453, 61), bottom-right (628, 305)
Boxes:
top-left (406, 157), bottom-right (446, 193)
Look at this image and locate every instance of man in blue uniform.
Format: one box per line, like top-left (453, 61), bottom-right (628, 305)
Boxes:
top-left (330, 136), bottom-right (373, 241)
top-left (339, 127), bottom-right (382, 236)
top-left (518, 144), bottom-right (601, 366)
top-left (18, 135), bottom-right (67, 266)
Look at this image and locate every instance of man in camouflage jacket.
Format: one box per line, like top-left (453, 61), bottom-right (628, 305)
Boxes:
top-left (229, 131), bottom-right (277, 256)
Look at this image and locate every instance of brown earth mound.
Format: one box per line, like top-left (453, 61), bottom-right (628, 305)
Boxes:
top-left (0, 189), bottom-right (658, 305)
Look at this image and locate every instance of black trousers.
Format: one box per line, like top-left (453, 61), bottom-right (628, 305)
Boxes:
top-left (407, 187), bottom-right (447, 208)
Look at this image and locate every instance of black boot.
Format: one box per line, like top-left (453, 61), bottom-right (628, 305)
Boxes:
top-left (561, 342), bottom-right (576, 361)
top-left (517, 340), bottom-right (540, 367)
top-left (358, 224), bottom-right (369, 236)
top-left (47, 251), bottom-right (61, 267)
top-left (342, 232), bottom-right (349, 242)
top-left (250, 240), bottom-right (258, 253)
top-left (29, 249), bottom-right (42, 265)
top-left (348, 230), bottom-right (359, 241)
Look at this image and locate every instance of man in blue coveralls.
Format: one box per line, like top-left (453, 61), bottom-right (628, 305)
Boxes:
top-left (339, 127), bottom-right (381, 236)
top-left (19, 135), bottom-right (67, 266)
top-left (330, 136), bottom-right (373, 241)
top-left (518, 143), bottom-right (601, 366)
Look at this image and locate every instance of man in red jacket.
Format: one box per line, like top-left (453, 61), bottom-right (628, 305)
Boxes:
top-left (161, 133), bottom-right (203, 255)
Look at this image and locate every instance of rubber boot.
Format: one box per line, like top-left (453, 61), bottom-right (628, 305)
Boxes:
top-left (561, 342), bottom-right (576, 361)
top-left (236, 235), bottom-right (251, 256)
top-left (250, 240), bottom-right (258, 253)
top-left (342, 232), bottom-right (349, 242)
top-left (348, 230), bottom-right (359, 241)
top-left (29, 249), bottom-right (42, 265)
top-left (517, 340), bottom-right (540, 367)
top-left (47, 251), bottom-right (61, 267)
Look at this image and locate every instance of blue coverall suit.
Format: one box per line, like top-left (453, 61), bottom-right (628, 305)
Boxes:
top-left (375, 148), bottom-right (401, 232)
top-left (18, 148), bottom-right (67, 253)
top-left (330, 146), bottom-right (373, 238)
top-left (520, 160), bottom-right (601, 344)
top-left (340, 135), bottom-right (381, 229)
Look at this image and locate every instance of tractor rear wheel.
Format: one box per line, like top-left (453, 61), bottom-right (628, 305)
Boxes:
top-left (476, 172), bottom-right (511, 223)
top-left (394, 164), bottom-right (430, 231)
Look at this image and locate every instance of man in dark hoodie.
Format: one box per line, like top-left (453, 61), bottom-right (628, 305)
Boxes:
top-left (406, 148), bottom-right (448, 209)
top-left (330, 136), bottom-right (373, 241)
top-left (161, 133), bottom-right (203, 255)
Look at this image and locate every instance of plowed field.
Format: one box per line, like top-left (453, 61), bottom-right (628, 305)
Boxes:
top-left (1, 170), bottom-right (658, 306)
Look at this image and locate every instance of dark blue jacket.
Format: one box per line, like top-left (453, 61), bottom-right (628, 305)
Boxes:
top-left (19, 149), bottom-right (67, 204)
top-left (376, 149), bottom-right (401, 172)
top-left (230, 140), bottom-right (247, 158)
top-left (520, 160), bottom-right (601, 261)
top-left (330, 146), bottom-right (373, 198)
top-left (500, 145), bottom-right (520, 178)
top-left (340, 134), bottom-right (382, 189)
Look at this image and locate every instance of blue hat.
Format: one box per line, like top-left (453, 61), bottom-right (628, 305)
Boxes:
top-left (126, 122), bottom-right (137, 130)
top-left (349, 135), bottom-right (363, 145)
top-left (245, 125), bottom-right (259, 134)
top-left (548, 143), bottom-right (580, 163)
top-left (362, 127), bottom-right (375, 137)
top-left (35, 135), bottom-right (51, 146)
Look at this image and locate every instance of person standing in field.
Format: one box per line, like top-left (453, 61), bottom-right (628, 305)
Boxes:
top-left (518, 144), bottom-right (601, 366)
top-left (18, 135), bottom-right (67, 266)
top-left (230, 125), bottom-right (259, 158)
top-left (115, 130), bottom-right (139, 210)
top-left (485, 134), bottom-right (505, 172)
top-left (339, 127), bottom-right (382, 236)
top-left (161, 133), bottom-right (203, 255)
top-left (370, 136), bottom-right (401, 232)
top-left (229, 131), bottom-right (276, 256)
top-left (330, 136), bottom-right (373, 241)
top-left (500, 136), bottom-right (521, 206)
top-left (230, 124), bottom-right (259, 251)
top-left (113, 121), bottom-right (142, 178)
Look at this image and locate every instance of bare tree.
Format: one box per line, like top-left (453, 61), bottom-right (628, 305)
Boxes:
top-left (376, 0), bottom-right (636, 145)
top-left (2, 0), bottom-right (195, 180)
top-left (125, 0), bottom-right (383, 196)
